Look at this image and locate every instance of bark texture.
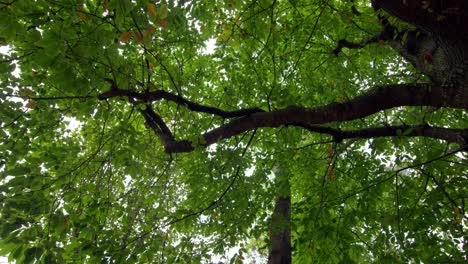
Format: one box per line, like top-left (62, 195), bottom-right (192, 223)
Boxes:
top-left (372, 0), bottom-right (468, 86)
top-left (268, 195), bottom-right (291, 264)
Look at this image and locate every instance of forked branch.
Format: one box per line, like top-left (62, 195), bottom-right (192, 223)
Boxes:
top-left (98, 83), bottom-right (467, 153)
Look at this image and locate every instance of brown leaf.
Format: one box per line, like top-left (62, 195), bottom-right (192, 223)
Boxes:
top-left (26, 100), bottom-right (37, 109)
top-left (147, 25), bottom-right (157, 33)
top-left (119, 31), bottom-right (132, 42)
top-left (134, 31), bottom-right (144, 43)
top-left (453, 207), bottom-right (459, 217)
top-left (76, 4), bottom-right (88, 21)
top-left (327, 169), bottom-right (336, 181)
top-left (158, 19), bottom-right (167, 29)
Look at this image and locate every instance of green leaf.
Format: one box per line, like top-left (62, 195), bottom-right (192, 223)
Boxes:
top-left (159, 3), bottom-right (168, 19)
top-left (0, 1), bottom-right (465, 263)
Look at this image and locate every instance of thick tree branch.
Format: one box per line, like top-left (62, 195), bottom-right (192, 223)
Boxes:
top-left (297, 124), bottom-right (467, 146)
top-left (139, 105), bottom-right (195, 153)
top-left (164, 84), bottom-right (467, 153)
top-left (140, 106), bottom-right (174, 145)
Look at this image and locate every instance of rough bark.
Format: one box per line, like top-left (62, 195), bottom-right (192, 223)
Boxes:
top-left (372, 0), bottom-right (468, 86)
top-left (268, 196), bottom-right (291, 264)
top-left (267, 165), bottom-right (292, 264)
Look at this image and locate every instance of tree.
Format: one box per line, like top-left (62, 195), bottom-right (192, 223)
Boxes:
top-left (0, 0), bottom-right (466, 262)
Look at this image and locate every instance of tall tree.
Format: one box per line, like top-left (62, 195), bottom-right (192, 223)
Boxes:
top-left (0, 0), bottom-right (466, 263)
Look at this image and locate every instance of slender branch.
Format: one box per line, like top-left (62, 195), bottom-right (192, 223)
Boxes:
top-left (5, 94), bottom-right (95, 101)
top-left (0, 111), bottom-right (25, 129)
top-left (420, 168), bottom-right (461, 214)
top-left (333, 37), bottom-right (381, 56)
top-left (324, 146), bottom-right (466, 208)
top-left (0, 52), bottom-right (33, 63)
top-left (98, 88), bottom-right (264, 118)
top-left (124, 129), bottom-right (257, 247)
top-left (333, 15), bottom-right (396, 56)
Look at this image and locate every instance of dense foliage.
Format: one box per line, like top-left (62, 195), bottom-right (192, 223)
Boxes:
top-left (0, 0), bottom-right (466, 263)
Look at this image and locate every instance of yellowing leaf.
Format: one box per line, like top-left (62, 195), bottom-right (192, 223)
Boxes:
top-left (159, 3), bottom-right (168, 19)
top-left (147, 3), bottom-right (157, 18)
top-left (119, 31), bottom-right (132, 42)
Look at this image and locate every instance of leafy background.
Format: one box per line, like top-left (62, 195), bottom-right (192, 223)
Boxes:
top-left (0, 0), bottom-right (466, 263)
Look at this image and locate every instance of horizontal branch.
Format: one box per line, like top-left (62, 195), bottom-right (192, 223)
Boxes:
top-left (298, 124), bottom-right (467, 146)
top-left (167, 125), bottom-right (467, 153)
top-left (98, 88), bottom-right (264, 118)
top-left (164, 84), bottom-right (467, 153)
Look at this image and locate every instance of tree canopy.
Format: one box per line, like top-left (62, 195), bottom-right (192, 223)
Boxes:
top-left (0, 0), bottom-right (467, 263)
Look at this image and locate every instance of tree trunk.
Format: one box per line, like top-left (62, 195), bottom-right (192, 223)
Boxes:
top-left (268, 167), bottom-right (291, 264)
top-left (373, 0), bottom-right (468, 87)
top-left (268, 195), bottom-right (291, 264)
